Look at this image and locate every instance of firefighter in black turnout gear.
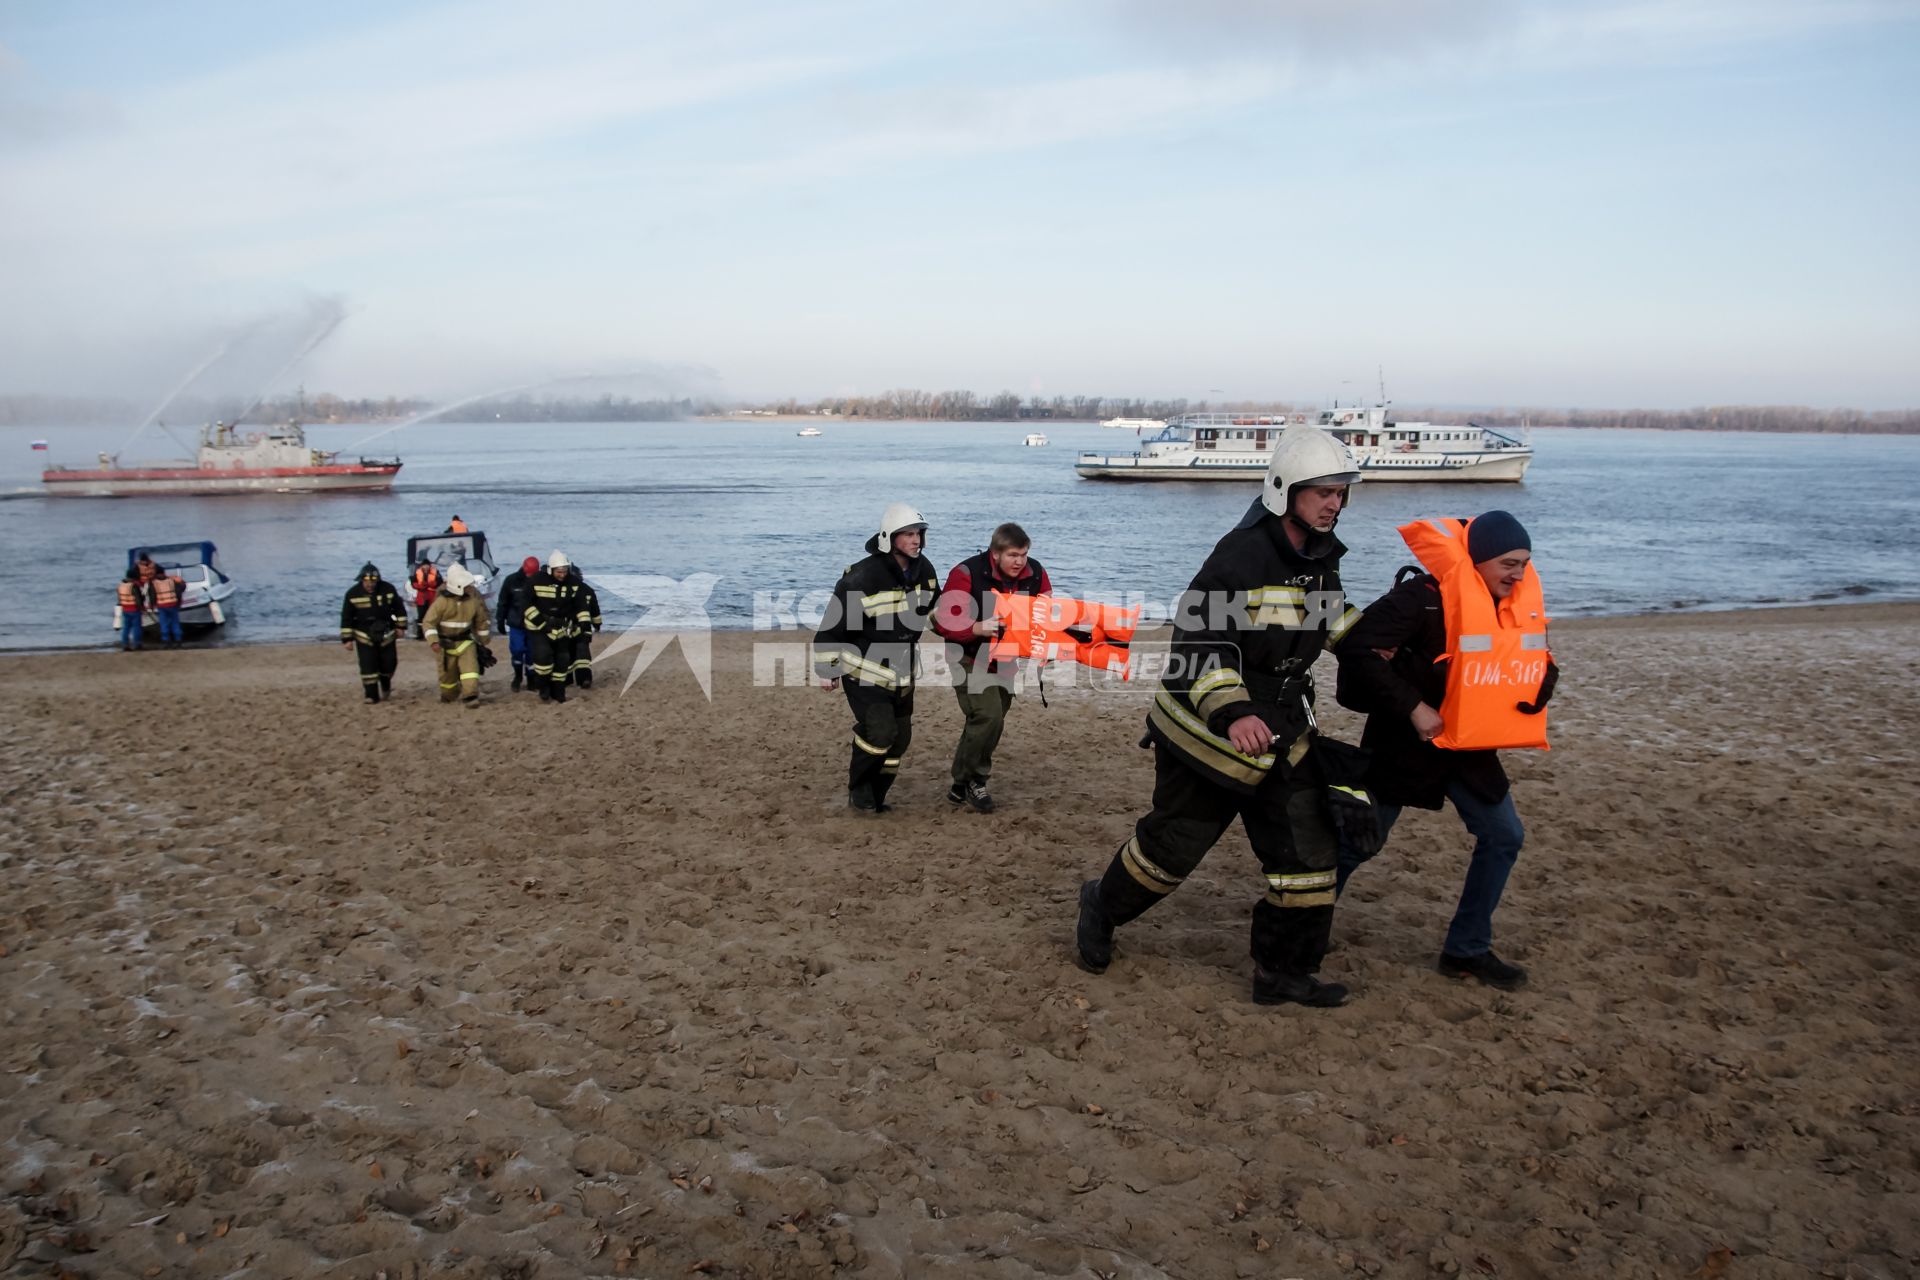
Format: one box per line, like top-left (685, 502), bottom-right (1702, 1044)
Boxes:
top-left (1075, 427), bottom-right (1369, 1007)
top-left (340, 562), bottom-right (409, 703)
top-left (571, 568), bottom-right (604, 689)
top-left (813, 502), bottom-right (939, 813)
top-left (523, 550), bottom-right (592, 704)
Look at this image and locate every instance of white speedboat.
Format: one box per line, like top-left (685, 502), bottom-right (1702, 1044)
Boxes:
top-left (405, 531), bottom-right (500, 601)
top-left (1076, 404), bottom-right (1531, 482)
top-left (1023, 433), bottom-right (1048, 447)
top-left (796, 427), bottom-right (824, 437)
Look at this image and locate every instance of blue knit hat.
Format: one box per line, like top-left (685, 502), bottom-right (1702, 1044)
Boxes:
top-left (1466, 511), bottom-right (1530, 564)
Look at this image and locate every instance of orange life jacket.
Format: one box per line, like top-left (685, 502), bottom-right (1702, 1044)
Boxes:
top-left (152, 574), bottom-right (183, 608)
top-left (412, 564), bottom-right (441, 594)
top-left (448, 518), bottom-right (468, 533)
top-left (1399, 517), bottom-right (1551, 752)
top-left (987, 593), bottom-right (1141, 678)
top-left (117, 580), bottom-right (141, 611)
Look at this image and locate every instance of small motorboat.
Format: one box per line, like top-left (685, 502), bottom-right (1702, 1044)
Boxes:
top-left (796, 426), bottom-right (824, 438)
top-left (405, 530), bottom-right (501, 603)
top-left (116, 541), bottom-right (238, 631)
top-left (1023, 433), bottom-right (1049, 447)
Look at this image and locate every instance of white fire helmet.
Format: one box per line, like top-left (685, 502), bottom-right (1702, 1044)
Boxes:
top-left (878, 502), bottom-right (928, 551)
top-left (547, 550), bottom-right (571, 570)
top-left (444, 563), bottom-right (477, 595)
top-left (1261, 426), bottom-right (1362, 520)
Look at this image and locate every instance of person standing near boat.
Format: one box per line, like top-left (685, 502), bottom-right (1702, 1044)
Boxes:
top-left (150, 564), bottom-right (187, 648)
top-left (409, 557), bottom-right (441, 640)
top-left (1331, 511), bottom-right (1556, 990)
top-left (340, 562), bottom-right (408, 703)
top-left (495, 556), bottom-right (539, 692)
top-left (116, 569), bottom-right (148, 652)
top-left (931, 522), bottom-right (1052, 814)
top-left (422, 564), bottom-right (492, 708)
top-left (813, 503), bottom-right (939, 814)
top-left (1073, 427), bottom-right (1369, 1008)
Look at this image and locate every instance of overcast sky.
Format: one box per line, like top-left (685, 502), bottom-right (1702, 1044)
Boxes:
top-left (2, 0), bottom-right (1916, 409)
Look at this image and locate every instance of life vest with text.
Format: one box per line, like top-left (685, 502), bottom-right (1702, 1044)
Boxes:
top-left (1399, 517), bottom-right (1551, 751)
top-left (987, 593), bottom-right (1141, 678)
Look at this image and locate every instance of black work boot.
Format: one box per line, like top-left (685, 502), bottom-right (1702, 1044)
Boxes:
top-left (1075, 880), bottom-right (1114, 974)
top-left (1438, 951), bottom-right (1528, 990)
top-left (552, 684), bottom-right (566, 704)
top-left (576, 670), bottom-right (593, 690)
top-left (1252, 966), bottom-right (1348, 1008)
top-left (848, 784), bottom-right (879, 814)
top-left (511, 667), bottom-right (523, 692)
top-left (364, 686), bottom-right (380, 704)
top-left (380, 676), bottom-right (392, 696)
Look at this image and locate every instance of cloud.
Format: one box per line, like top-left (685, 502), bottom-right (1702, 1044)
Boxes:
top-left (0, 39), bottom-right (122, 149)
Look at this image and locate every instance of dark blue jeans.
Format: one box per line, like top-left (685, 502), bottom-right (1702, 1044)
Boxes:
top-left (1335, 780), bottom-right (1524, 958)
top-left (119, 611), bottom-right (142, 648)
top-left (156, 607), bottom-right (182, 643)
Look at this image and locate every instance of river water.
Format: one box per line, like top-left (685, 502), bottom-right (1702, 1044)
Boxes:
top-left (2, 420), bottom-right (1916, 651)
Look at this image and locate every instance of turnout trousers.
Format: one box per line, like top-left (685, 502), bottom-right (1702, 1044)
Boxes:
top-left (844, 681), bottom-right (914, 806)
top-left (1092, 742), bottom-right (1339, 977)
top-left (436, 639), bottom-right (481, 703)
top-left (529, 632), bottom-right (578, 697)
top-left (355, 636), bottom-right (398, 699)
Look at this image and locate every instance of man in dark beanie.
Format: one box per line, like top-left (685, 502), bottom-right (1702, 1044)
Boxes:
top-left (1329, 510), bottom-right (1556, 990)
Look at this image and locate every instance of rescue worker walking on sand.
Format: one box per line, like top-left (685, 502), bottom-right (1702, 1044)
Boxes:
top-left (1074, 427), bottom-right (1370, 1008)
top-left (1331, 510), bottom-right (1557, 990)
top-left (813, 503), bottom-right (940, 813)
top-left (495, 556), bottom-right (539, 692)
top-left (340, 562), bottom-right (409, 703)
top-left (421, 563), bottom-right (492, 708)
top-left (569, 565), bottom-right (605, 690)
top-left (522, 551), bottom-right (591, 704)
top-left (931, 521), bottom-right (1052, 813)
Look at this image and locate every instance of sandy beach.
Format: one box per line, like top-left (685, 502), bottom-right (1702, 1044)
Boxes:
top-left (1, 603), bottom-right (1915, 1279)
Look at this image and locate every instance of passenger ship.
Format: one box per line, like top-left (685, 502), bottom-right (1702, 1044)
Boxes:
top-left (1075, 405), bottom-right (1531, 482)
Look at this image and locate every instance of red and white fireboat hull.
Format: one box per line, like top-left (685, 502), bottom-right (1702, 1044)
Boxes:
top-left (42, 462), bottom-right (402, 497)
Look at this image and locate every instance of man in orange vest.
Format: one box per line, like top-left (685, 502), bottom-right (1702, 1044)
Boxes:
top-left (116, 569), bottom-right (147, 651)
top-left (409, 557), bottom-right (441, 639)
top-left (150, 565), bottom-right (187, 648)
top-left (1332, 510), bottom-right (1557, 990)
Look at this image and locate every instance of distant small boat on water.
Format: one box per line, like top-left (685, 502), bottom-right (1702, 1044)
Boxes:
top-left (796, 427), bottom-right (824, 438)
top-left (1023, 433), bottom-right (1049, 447)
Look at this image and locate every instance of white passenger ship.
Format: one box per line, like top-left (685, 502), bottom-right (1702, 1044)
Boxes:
top-left (1075, 405), bottom-right (1531, 482)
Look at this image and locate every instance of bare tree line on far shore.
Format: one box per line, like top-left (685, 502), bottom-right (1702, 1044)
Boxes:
top-left (5, 391), bottom-right (1916, 434)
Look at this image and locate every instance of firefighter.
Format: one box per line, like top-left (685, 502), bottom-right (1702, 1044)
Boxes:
top-left (340, 562), bottom-right (408, 703)
top-left (150, 564), bottom-right (187, 648)
top-left (523, 550), bottom-right (590, 704)
top-left (813, 502), bottom-right (940, 813)
top-left (1074, 427), bottom-right (1369, 1008)
top-left (1331, 511), bottom-right (1556, 990)
top-left (409, 557), bottom-right (441, 639)
top-left (421, 563), bottom-right (492, 708)
top-left (495, 555), bottom-right (539, 691)
top-left (571, 564), bottom-right (605, 690)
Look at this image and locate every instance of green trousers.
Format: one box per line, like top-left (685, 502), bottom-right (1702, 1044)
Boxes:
top-left (950, 662), bottom-right (1015, 786)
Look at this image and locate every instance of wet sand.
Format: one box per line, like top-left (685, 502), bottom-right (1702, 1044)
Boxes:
top-left (2, 604), bottom-right (1915, 1278)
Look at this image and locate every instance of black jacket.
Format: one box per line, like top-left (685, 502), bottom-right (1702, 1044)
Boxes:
top-left (495, 568), bottom-right (534, 631)
top-left (523, 571), bottom-right (592, 639)
top-left (1147, 502), bottom-right (1363, 793)
top-left (339, 579), bottom-right (408, 645)
top-left (812, 538), bottom-right (939, 692)
top-left (1333, 571), bottom-right (1512, 808)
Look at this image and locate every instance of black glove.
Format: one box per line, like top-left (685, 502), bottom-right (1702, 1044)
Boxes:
top-left (1324, 783), bottom-right (1384, 858)
top-left (478, 644), bottom-right (498, 670)
top-left (1516, 659), bottom-right (1559, 715)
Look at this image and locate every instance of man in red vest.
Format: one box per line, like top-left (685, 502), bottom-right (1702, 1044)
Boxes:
top-left (1332, 510), bottom-right (1557, 990)
top-left (409, 557), bottom-right (441, 640)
